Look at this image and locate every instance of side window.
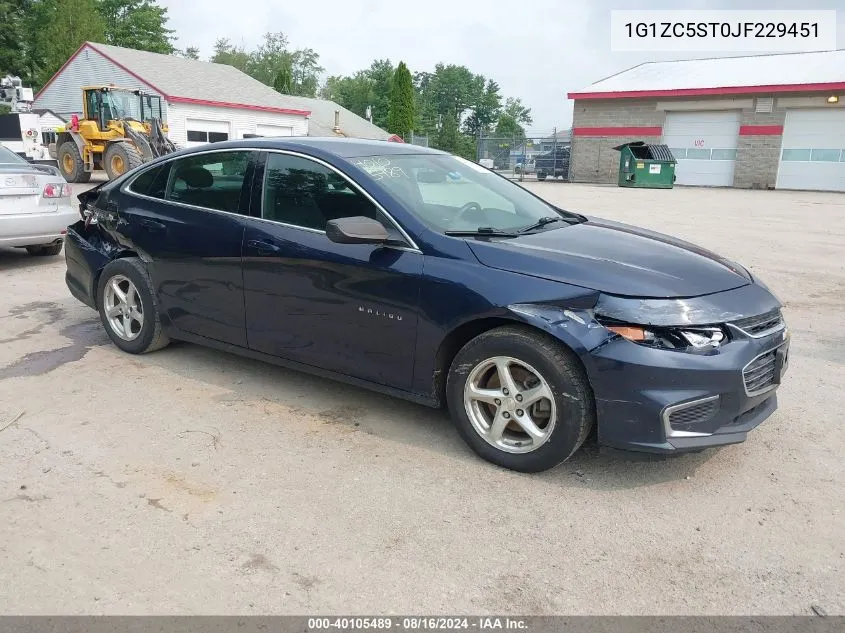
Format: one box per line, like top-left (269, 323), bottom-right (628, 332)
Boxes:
top-left (263, 154), bottom-right (382, 232)
top-left (129, 163), bottom-right (171, 199)
top-left (165, 152), bottom-right (250, 214)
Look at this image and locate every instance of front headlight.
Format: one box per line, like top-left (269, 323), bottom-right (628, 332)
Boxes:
top-left (602, 322), bottom-right (727, 350)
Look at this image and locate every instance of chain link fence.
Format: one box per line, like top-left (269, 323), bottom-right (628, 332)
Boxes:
top-left (476, 129), bottom-right (572, 182)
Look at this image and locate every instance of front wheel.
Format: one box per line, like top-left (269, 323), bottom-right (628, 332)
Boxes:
top-left (97, 257), bottom-right (169, 354)
top-left (447, 326), bottom-right (595, 472)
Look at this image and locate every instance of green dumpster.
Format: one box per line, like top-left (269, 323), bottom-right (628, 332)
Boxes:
top-left (613, 141), bottom-right (676, 189)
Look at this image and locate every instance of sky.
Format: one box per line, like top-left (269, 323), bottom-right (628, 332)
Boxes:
top-left (158, 0), bottom-right (845, 132)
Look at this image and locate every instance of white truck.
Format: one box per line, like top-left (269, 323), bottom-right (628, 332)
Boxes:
top-left (0, 75), bottom-right (57, 166)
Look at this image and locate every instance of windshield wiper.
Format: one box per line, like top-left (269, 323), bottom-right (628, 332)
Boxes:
top-left (517, 216), bottom-right (568, 233)
top-left (444, 227), bottom-right (519, 237)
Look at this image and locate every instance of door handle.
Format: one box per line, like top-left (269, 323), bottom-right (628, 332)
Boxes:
top-left (247, 239), bottom-right (282, 255)
top-left (139, 218), bottom-right (166, 232)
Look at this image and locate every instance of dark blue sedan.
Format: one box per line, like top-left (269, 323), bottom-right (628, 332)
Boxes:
top-left (64, 138), bottom-right (789, 472)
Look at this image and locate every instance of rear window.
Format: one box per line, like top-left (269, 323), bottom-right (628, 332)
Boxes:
top-left (0, 145), bottom-right (26, 164)
top-left (129, 163), bottom-right (171, 199)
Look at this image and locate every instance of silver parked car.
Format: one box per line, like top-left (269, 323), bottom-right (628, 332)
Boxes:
top-left (0, 144), bottom-right (77, 256)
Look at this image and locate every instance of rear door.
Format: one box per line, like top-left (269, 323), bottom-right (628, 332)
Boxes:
top-left (240, 151), bottom-right (422, 390)
top-left (117, 149), bottom-right (254, 347)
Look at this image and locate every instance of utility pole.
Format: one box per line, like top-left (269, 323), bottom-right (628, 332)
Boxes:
top-left (365, 105), bottom-right (373, 124)
top-left (552, 126), bottom-right (557, 176)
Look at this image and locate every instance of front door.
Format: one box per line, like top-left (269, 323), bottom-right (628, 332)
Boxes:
top-left (116, 150), bottom-right (254, 347)
top-left (241, 151), bottom-right (422, 390)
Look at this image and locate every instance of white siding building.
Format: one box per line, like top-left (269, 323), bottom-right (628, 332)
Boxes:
top-left (569, 50), bottom-right (845, 191)
top-left (33, 42), bottom-right (396, 147)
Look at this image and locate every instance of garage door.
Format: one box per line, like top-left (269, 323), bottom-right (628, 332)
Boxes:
top-left (185, 119), bottom-right (231, 147)
top-left (255, 124), bottom-right (293, 137)
top-left (776, 109), bottom-right (845, 192)
top-left (663, 111), bottom-right (740, 187)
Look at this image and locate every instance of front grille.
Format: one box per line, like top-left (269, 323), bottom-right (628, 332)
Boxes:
top-left (743, 349), bottom-right (779, 395)
top-left (668, 397), bottom-right (720, 431)
top-left (731, 309), bottom-right (784, 337)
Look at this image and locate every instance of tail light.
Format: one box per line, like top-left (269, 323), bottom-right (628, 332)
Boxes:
top-left (43, 183), bottom-right (72, 198)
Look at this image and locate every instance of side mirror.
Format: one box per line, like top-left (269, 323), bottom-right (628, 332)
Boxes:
top-left (325, 216), bottom-right (389, 245)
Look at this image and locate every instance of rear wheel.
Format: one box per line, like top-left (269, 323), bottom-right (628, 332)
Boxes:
top-left (58, 142), bottom-right (90, 183)
top-left (104, 143), bottom-right (144, 180)
top-left (26, 242), bottom-right (63, 256)
top-left (537, 172), bottom-right (547, 181)
top-left (97, 258), bottom-right (169, 354)
top-left (447, 326), bottom-right (595, 472)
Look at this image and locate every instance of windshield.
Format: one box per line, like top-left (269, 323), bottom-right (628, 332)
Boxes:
top-left (102, 90), bottom-right (142, 120)
top-left (0, 144), bottom-right (27, 164)
top-left (351, 153), bottom-right (573, 233)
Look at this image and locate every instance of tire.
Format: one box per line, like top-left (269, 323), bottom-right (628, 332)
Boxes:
top-left (58, 142), bottom-right (91, 183)
top-left (103, 143), bottom-right (144, 180)
top-left (97, 257), bottom-right (169, 354)
top-left (537, 173), bottom-right (547, 181)
top-left (446, 326), bottom-right (595, 472)
top-left (26, 242), bottom-right (63, 256)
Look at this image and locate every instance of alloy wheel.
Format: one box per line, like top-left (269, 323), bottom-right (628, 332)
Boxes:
top-left (103, 275), bottom-right (144, 341)
top-left (463, 356), bottom-right (557, 454)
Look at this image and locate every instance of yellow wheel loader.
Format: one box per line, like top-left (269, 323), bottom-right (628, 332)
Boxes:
top-left (54, 86), bottom-right (176, 183)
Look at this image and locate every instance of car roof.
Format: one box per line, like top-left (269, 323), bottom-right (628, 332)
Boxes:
top-left (177, 137), bottom-right (447, 159)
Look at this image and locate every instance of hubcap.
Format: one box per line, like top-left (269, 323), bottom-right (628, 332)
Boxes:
top-left (103, 275), bottom-right (144, 341)
top-left (463, 356), bottom-right (557, 454)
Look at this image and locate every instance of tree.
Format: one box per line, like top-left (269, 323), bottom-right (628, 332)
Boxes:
top-left (211, 38), bottom-right (249, 72)
top-left (463, 79), bottom-right (502, 137)
top-left (39, 0), bottom-right (105, 86)
top-left (212, 33), bottom-right (323, 97)
top-left (494, 113), bottom-right (525, 140)
top-left (387, 61), bottom-right (414, 137)
top-left (319, 59), bottom-right (393, 129)
top-left (432, 109), bottom-right (475, 160)
top-left (97, 0), bottom-right (174, 54)
top-left (0, 0), bottom-right (31, 79)
top-left (178, 46), bottom-right (200, 60)
top-left (503, 97), bottom-right (532, 126)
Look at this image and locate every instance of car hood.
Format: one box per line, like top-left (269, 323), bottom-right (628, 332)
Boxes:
top-left (465, 218), bottom-right (751, 298)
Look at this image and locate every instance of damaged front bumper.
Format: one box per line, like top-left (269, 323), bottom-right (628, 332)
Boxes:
top-left (589, 327), bottom-right (788, 453)
top-left (510, 282), bottom-right (788, 455)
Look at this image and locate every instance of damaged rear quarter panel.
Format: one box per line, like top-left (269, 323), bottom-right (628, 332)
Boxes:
top-left (64, 214), bottom-right (133, 310)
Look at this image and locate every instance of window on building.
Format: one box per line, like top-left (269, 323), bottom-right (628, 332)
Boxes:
top-left (810, 149), bottom-right (841, 162)
top-left (165, 151), bottom-right (250, 213)
top-left (710, 149), bottom-right (738, 161)
top-left (685, 149), bottom-right (711, 160)
top-left (186, 130), bottom-right (230, 143)
top-left (781, 149), bottom-right (811, 161)
top-left (262, 153), bottom-right (392, 234)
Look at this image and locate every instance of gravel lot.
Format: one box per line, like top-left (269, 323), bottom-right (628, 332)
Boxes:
top-left (0, 182), bottom-right (843, 615)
